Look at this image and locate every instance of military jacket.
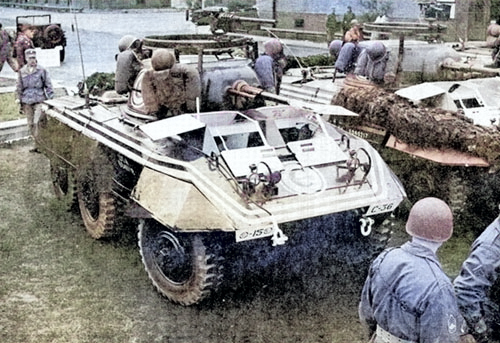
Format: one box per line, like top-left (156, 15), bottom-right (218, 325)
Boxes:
top-left (359, 241), bottom-right (465, 343)
top-left (16, 64), bottom-right (54, 105)
top-left (454, 218), bottom-right (500, 331)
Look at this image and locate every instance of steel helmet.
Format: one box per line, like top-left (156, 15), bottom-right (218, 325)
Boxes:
top-left (366, 42), bottom-right (387, 61)
top-left (118, 35), bottom-right (139, 52)
top-left (329, 40), bottom-right (342, 58)
top-left (151, 49), bottom-right (176, 71)
top-left (264, 38), bottom-right (283, 59)
top-left (406, 197), bottom-right (453, 242)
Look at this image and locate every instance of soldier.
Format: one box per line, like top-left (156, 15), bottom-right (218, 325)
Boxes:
top-left (16, 48), bottom-right (54, 153)
top-left (354, 41), bottom-right (390, 84)
top-left (334, 20), bottom-right (365, 74)
top-left (328, 39), bottom-right (342, 61)
top-left (115, 35), bottom-right (145, 95)
top-left (341, 6), bottom-right (356, 35)
top-left (0, 22), bottom-right (18, 72)
top-left (344, 19), bottom-right (364, 43)
top-left (486, 20), bottom-right (500, 68)
top-left (359, 197), bottom-right (468, 343)
top-left (325, 8), bottom-right (340, 43)
top-left (454, 217), bottom-right (500, 343)
top-left (14, 24), bottom-right (35, 69)
top-left (254, 38), bottom-right (287, 94)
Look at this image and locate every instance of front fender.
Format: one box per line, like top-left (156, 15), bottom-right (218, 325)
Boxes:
top-left (131, 167), bottom-right (234, 231)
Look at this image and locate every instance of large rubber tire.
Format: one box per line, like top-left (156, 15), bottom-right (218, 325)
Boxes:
top-left (76, 149), bottom-right (118, 239)
top-left (138, 219), bottom-right (223, 306)
top-left (43, 24), bottom-right (64, 46)
top-left (49, 159), bottom-right (77, 212)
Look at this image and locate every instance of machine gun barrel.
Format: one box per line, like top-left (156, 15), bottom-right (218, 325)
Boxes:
top-left (218, 13), bottom-right (276, 25)
top-left (227, 81), bottom-right (289, 104)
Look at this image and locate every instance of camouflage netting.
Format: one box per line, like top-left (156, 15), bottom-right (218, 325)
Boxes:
top-left (79, 72), bottom-right (115, 97)
top-left (332, 86), bottom-right (500, 168)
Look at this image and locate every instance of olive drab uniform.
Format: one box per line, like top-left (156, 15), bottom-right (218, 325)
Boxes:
top-left (0, 26), bottom-right (18, 72)
top-left (15, 29), bottom-right (34, 69)
top-left (254, 38), bottom-right (286, 94)
top-left (454, 218), bottom-right (500, 343)
top-left (115, 49), bottom-right (143, 95)
top-left (359, 242), bottom-right (467, 343)
top-left (354, 41), bottom-right (390, 83)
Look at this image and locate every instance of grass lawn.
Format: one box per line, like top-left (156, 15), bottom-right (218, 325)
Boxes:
top-left (0, 92), bottom-right (22, 122)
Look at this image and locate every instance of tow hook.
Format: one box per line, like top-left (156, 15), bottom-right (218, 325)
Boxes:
top-left (271, 219), bottom-right (288, 246)
top-left (360, 216), bottom-right (375, 236)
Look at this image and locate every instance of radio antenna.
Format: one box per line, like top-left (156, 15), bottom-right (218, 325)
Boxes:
top-left (73, 10), bottom-right (89, 106)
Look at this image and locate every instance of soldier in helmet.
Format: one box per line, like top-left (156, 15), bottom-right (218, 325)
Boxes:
top-left (354, 41), bottom-right (390, 84)
top-left (359, 197), bottom-right (469, 343)
top-left (334, 19), bottom-right (365, 75)
top-left (115, 35), bottom-right (146, 95)
top-left (454, 217), bottom-right (500, 343)
top-left (254, 38), bottom-right (286, 94)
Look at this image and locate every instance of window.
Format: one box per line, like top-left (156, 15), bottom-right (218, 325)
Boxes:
top-left (294, 18), bottom-right (304, 28)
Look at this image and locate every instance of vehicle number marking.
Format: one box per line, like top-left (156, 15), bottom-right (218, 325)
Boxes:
top-left (236, 226), bottom-right (274, 242)
top-left (366, 203), bottom-right (395, 215)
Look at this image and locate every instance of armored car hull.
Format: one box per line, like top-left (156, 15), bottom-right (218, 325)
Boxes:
top-left (37, 34), bottom-right (405, 305)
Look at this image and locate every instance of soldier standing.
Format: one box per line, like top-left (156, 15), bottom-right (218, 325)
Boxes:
top-left (359, 197), bottom-right (469, 343)
top-left (325, 8), bottom-right (339, 43)
top-left (454, 217), bottom-right (500, 343)
top-left (0, 22), bottom-right (18, 72)
top-left (16, 49), bottom-right (54, 153)
top-left (14, 24), bottom-right (35, 69)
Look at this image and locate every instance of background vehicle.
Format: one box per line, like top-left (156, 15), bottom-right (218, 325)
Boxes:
top-left (15, 14), bottom-right (66, 64)
top-left (38, 34), bottom-right (405, 306)
top-left (281, 22), bottom-right (500, 235)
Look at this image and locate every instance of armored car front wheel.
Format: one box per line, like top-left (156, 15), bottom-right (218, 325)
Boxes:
top-left (138, 219), bottom-right (223, 306)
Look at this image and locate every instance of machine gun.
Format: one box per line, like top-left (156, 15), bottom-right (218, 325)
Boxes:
top-left (209, 13), bottom-right (276, 34)
top-left (188, 8), bottom-right (276, 34)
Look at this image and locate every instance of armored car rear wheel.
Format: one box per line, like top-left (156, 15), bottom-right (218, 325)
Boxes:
top-left (50, 159), bottom-right (77, 212)
top-left (138, 219), bottom-right (223, 306)
top-left (76, 149), bottom-right (118, 239)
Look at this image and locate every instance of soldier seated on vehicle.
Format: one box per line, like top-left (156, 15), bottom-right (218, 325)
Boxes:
top-left (141, 49), bottom-right (201, 119)
top-left (354, 41), bottom-right (391, 84)
top-left (485, 21), bottom-right (500, 68)
top-left (115, 35), bottom-right (147, 95)
top-left (334, 19), bottom-right (365, 74)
